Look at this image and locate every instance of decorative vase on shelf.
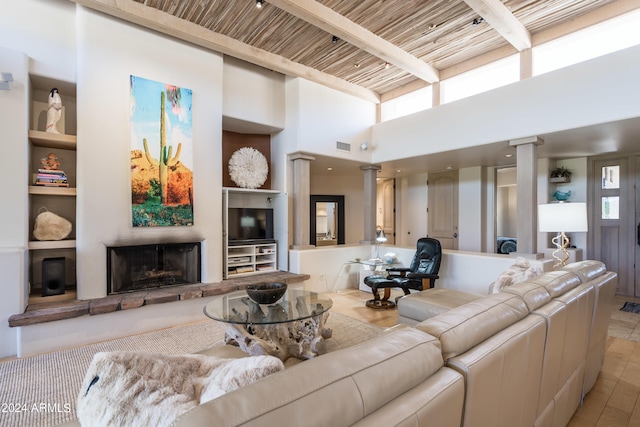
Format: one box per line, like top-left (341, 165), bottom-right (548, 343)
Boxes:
top-left (553, 190), bottom-right (571, 202)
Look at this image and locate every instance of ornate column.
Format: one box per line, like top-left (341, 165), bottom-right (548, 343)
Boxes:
top-left (360, 165), bottom-right (381, 244)
top-left (289, 153), bottom-right (315, 249)
top-left (509, 136), bottom-right (544, 258)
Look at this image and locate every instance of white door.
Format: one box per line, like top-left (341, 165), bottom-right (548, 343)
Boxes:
top-left (428, 170), bottom-right (458, 250)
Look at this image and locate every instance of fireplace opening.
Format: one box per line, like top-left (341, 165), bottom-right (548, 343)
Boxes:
top-left (107, 242), bottom-right (201, 295)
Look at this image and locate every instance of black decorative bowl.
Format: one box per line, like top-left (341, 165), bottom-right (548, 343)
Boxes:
top-left (245, 282), bottom-right (287, 304)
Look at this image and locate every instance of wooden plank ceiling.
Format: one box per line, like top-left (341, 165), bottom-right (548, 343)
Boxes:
top-left (74, 0), bottom-right (623, 102)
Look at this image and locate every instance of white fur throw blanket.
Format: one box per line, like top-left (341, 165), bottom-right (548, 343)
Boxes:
top-left (489, 257), bottom-right (544, 294)
top-left (76, 351), bottom-right (284, 427)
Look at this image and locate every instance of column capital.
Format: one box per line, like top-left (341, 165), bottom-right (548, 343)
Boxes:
top-left (509, 136), bottom-right (544, 147)
top-left (360, 164), bottom-right (382, 171)
top-left (288, 152), bottom-right (316, 162)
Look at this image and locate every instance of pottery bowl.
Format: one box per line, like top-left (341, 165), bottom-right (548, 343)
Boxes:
top-left (246, 282), bottom-right (287, 304)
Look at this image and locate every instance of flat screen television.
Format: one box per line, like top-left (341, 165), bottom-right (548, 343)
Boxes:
top-left (227, 208), bottom-right (274, 243)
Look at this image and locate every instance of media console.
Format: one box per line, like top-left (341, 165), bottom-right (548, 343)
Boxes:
top-left (225, 242), bottom-right (277, 278)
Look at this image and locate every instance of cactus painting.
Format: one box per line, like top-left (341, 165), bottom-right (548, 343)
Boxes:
top-left (130, 76), bottom-right (193, 227)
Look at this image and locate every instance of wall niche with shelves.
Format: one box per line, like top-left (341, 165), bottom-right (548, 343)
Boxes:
top-left (27, 75), bottom-right (77, 296)
top-left (222, 187), bottom-right (281, 279)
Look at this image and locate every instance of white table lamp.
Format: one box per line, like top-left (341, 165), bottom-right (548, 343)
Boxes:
top-left (538, 202), bottom-right (588, 269)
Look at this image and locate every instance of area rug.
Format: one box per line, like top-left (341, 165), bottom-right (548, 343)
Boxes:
top-left (620, 301), bottom-right (640, 314)
top-left (0, 312), bottom-right (382, 427)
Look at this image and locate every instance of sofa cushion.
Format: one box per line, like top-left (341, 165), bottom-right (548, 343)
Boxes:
top-left (561, 260), bottom-right (606, 283)
top-left (489, 257), bottom-right (543, 294)
top-left (523, 270), bottom-right (582, 298)
top-left (447, 314), bottom-right (546, 427)
top-left (76, 351), bottom-right (284, 427)
top-left (398, 289), bottom-right (482, 325)
top-left (501, 280), bottom-right (552, 311)
top-left (173, 327), bottom-right (445, 427)
top-left (416, 292), bottom-right (529, 361)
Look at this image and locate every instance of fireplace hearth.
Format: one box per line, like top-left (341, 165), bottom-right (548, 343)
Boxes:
top-left (107, 242), bottom-right (201, 295)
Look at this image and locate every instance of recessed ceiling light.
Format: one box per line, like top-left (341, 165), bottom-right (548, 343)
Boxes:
top-left (504, 154), bottom-right (513, 158)
top-left (446, 166), bottom-right (453, 170)
top-left (327, 167), bottom-right (333, 171)
top-left (396, 169), bottom-right (401, 173)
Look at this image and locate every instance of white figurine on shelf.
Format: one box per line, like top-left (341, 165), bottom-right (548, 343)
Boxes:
top-left (45, 87), bottom-right (62, 134)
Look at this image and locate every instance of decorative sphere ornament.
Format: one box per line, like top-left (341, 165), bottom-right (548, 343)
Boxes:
top-left (228, 147), bottom-right (269, 189)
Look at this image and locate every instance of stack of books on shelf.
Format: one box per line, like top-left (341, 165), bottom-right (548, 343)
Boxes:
top-left (34, 169), bottom-right (69, 187)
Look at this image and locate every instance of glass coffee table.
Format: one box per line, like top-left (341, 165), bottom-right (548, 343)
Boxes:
top-left (204, 288), bottom-right (333, 361)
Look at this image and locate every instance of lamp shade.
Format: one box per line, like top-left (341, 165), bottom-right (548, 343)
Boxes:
top-left (538, 202), bottom-right (588, 232)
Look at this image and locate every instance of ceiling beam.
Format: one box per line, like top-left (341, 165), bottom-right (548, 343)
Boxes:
top-left (464, 0), bottom-right (531, 51)
top-left (70, 0), bottom-right (380, 103)
top-left (267, 0), bottom-right (440, 84)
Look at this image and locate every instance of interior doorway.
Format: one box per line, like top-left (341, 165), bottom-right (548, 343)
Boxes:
top-left (377, 179), bottom-right (395, 245)
top-left (496, 167), bottom-right (518, 254)
top-left (589, 155), bottom-right (638, 296)
top-left (427, 170), bottom-right (458, 250)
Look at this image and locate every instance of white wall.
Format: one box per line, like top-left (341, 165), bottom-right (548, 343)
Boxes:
top-left (277, 77), bottom-right (377, 250)
top-left (75, 7), bottom-right (224, 299)
top-left (289, 245), bottom-right (520, 296)
top-left (0, 0), bottom-right (77, 358)
top-left (372, 45), bottom-right (640, 164)
top-left (0, 250), bottom-right (27, 358)
top-left (223, 56), bottom-right (285, 130)
top-left (373, 47), bottom-right (640, 259)
top-left (295, 79), bottom-right (375, 161)
top-left (0, 0), bottom-right (76, 81)
top-left (289, 245), bottom-right (414, 292)
top-left (0, 46), bottom-right (29, 358)
top-left (0, 47), bottom-right (29, 249)
top-left (310, 175), bottom-right (365, 244)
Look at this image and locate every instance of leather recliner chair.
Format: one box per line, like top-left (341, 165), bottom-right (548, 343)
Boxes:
top-left (364, 237), bottom-right (442, 309)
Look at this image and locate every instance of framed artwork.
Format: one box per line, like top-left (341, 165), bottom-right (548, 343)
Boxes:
top-left (129, 75), bottom-right (194, 227)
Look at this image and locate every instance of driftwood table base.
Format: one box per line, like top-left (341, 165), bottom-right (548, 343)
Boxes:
top-left (204, 290), bottom-right (334, 361)
top-left (222, 312), bottom-right (333, 361)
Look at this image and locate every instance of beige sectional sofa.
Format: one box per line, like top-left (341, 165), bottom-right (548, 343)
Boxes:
top-left (65, 260), bottom-right (617, 427)
top-left (168, 260), bottom-right (616, 427)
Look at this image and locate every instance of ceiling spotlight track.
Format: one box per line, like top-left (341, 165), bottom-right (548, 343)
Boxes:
top-left (256, 0), bottom-right (264, 9)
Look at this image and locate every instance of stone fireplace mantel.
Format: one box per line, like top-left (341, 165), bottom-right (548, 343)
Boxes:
top-left (9, 271), bottom-right (309, 327)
